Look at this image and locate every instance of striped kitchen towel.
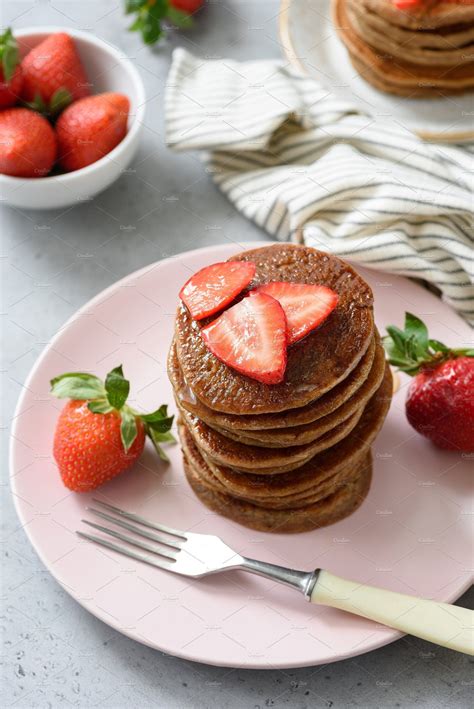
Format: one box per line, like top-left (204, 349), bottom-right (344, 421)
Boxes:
top-left (165, 48), bottom-right (474, 325)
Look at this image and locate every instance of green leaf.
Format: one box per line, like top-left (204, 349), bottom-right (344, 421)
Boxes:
top-left (129, 16), bottom-right (144, 31)
top-left (139, 404), bottom-right (170, 422)
top-left (428, 339), bottom-right (449, 354)
top-left (51, 372), bottom-right (105, 400)
top-left (404, 312), bottom-right (428, 357)
top-left (144, 415), bottom-right (174, 433)
top-left (384, 326), bottom-right (405, 357)
top-left (50, 87), bottom-right (72, 115)
top-left (120, 408), bottom-right (138, 452)
top-left (167, 6), bottom-right (194, 28)
top-left (0, 28), bottom-right (19, 83)
top-left (105, 365), bottom-right (130, 410)
top-left (125, 0), bottom-right (145, 13)
top-left (25, 92), bottom-right (47, 114)
top-left (152, 430), bottom-right (175, 443)
top-left (146, 424), bottom-right (174, 462)
top-left (88, 399), bottom-right (114, 414)
top-left (141, 18), bottom-right (163, 45)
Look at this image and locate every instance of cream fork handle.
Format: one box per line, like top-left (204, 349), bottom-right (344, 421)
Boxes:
top-left (311, 570), bottom-right (473, 655)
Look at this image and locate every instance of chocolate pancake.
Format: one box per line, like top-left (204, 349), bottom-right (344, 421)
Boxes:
top-left (168, 334), bottom-right (382, 431)
top-left (180, 421), bottom-right (369, 510)
top-left (184, 363), bottom-right (392, 499)
top-left (175, 244), bottom-right (374, 415)
top-left (209, 342), bottom-right (386, 447)
top-left (354, 1), bottom-right (474, 49)
top-left (334, 0), bottom-right (474, 95)
top-left (350, 52), bottom-right (473, 97)
top-left (179, 404), bottom-right (364, 474)
top-left (183, 453), bottom-right (373, 533)
top-left (361, 0), bottom-right (474, 31)
top-left (347, 0), bottom-right (474, 66)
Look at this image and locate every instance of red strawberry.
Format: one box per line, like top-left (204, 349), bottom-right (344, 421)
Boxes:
top-left (254, 282), bottom-right (339, 345)
top-left (384, 313), bottom-right (474, 452)
top-left (392, 0), bottom-right (420, 9)
top-left (201, 293), bottom-right (287, 384)
top-left (0, 108), bottom-right (57, 177)
top-left (171, 0), bottom-right (204, 11)
top-left (126, 0), bottom-right (203, 46)
top-left (180, 261), bottom-right (256, 320)
top-left (21, 32), bottom-right (90, 112)
top-left (51, 365), bottom-right (175, 492)
top-left (55, 92), bottom-right (129, 172)
top-left (54, 401), bottom-right (146, 492)
top-left (0, 28), bottom-right (23, 108)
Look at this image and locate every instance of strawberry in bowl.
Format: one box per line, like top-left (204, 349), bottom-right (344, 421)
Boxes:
top-left (0, 27), bottom-right (145, 209)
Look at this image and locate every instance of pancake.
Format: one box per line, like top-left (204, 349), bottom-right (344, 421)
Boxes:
top-left (333, 0), bottom-right (474, 95)
top-left (168, 333), bottom-right (382, 430)
top-left (361, 0), bottom-right (474, 31)
top-left (352, 1), bottom-right (474, 51)
top-left (210, 404), bottom-right (363, 448)
top-left (179, 404), bottom-right (364, 473)
top-left (348, 52), bottom-right (473, 97)
top-left (185, 363), bottom-right (392, 500)
top-left (209, 341), bottom-right (386, 447)
top-left (183, 452), bottom-right (373, 533)
top-left (180, 421), bottom-right (370, 509)
top-left (347, 0), bottom-right (474, 66)
top-left (175, 244), bottom-right (374, 415)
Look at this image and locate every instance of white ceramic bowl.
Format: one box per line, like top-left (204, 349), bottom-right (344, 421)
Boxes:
top-left (0, 27), bottom-right (146, 210)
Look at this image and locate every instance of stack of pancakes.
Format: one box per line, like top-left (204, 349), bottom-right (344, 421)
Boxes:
top-left (333, 0), bottom-right (474, 96)
top-left (169, 244), bottom-right (392, 533)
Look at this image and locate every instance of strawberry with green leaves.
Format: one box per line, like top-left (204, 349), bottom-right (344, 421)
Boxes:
top-left (125, 0), bottom-right (202, 45)
top-left (51, 365), bottom-right (175, 492)
top-left (384, 313), bottom-right (474, 452)
top-left (0, 28), bottom-right (23, 108)
top-left (21, 32), bottom-right (90, 115)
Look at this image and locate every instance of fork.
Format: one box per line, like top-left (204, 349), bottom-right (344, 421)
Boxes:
top-left (78, 500), bottom-right (473, 655)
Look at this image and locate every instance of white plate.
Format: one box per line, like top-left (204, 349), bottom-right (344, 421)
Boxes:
top-left (279, 0), bottom-right (474, 142)
top-left (10, 242), bottom-right (473, 668)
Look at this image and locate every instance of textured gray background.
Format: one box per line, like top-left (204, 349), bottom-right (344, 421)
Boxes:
top-left (2, 1), bottom-right (473, 707)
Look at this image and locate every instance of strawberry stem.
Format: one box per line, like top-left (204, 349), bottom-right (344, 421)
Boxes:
top-left (0, 28), bottom-right (19, 83)
top-left (51, 365), bottom-right (175, 456)
top-left (383, 312), bottom-right (474, 376)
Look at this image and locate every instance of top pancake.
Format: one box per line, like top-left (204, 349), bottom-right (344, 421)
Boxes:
top-left (361, 0), bottom-right (474, 30)
top-left (334, 0), bottom-right (474, 93)
top-left (346, 0), bottom-right (474, 66)
top-left (175, 244), bottom-right (374, 415)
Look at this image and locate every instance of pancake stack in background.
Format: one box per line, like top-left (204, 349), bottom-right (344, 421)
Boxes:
top-left (168, 244), bottom-right (392, 533)
top-left (333, 0), bottom-right (474, 96)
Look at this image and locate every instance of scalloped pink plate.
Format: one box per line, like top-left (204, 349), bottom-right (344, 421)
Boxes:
top-left (10, 243), bottom-right (472, 668)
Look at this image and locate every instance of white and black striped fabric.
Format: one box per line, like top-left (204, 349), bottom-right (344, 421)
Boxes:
top-left (165, 49), bottom-right (474, 325)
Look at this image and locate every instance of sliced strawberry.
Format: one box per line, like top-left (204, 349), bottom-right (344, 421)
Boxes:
top-left (255, 282), bottom-right (339, 345)
top-left (180, 261), bottom-right (256, 320)
top-left (201, 293), bottom-right (287, 384)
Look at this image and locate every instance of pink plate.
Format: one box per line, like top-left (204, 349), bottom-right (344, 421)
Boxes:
top-left (10, 242), bottom-right (473, 668)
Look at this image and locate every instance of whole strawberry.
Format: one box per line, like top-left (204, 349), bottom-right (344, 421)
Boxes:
top-left (0, 107), bottom-right (57, 177)
top-left (21, 32), bottom-right (90, 113)
top-left (51, 365), bottom-right (175, 492)
top-left (55, 92), bottom-right (129, 172)
top-left (384, 313), bottom-right (474, 451)
top-left (125, 0), bottom-right (201, 45)
top-left (0, 28), bottom-right (23, 108)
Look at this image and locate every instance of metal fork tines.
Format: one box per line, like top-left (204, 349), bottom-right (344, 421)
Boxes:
top-left (78, 499), bottom-right (188, 571)
top-left (77, 499), bottom-right (318, 595)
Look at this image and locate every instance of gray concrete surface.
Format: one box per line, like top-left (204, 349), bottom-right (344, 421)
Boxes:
top-left (2, 1), bottom-right (472, 707)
